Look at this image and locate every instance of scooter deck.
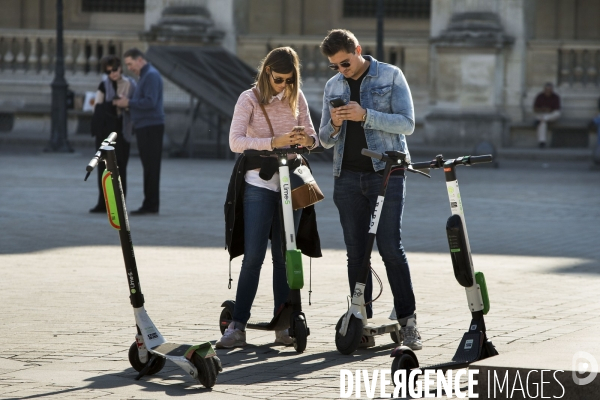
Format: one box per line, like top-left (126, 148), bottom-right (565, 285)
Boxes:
top-left (245, 302), bottom-right (294, 331)
top-left (246, 318), bottom-right (290, 331)
top-left (151, 341), bottom-right (216, 359)
top-left (362, 318), bottom-right (399, 337)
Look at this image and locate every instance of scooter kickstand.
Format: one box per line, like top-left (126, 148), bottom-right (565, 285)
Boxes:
top-left (134, 354), bottom-right (160, 380)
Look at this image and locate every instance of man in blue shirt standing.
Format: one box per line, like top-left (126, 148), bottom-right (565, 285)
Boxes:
top-left (318, 29), bottom-right (421, 350)
top-left (114, 48), bottom-right (165, 215)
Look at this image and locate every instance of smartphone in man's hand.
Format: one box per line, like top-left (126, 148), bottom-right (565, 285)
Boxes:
top-left (329, 97), bottom-right (346, 108)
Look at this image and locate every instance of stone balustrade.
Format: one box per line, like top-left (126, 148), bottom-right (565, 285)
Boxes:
top-left (0, 29), bottom-right (139, 75)
top-left (238, 35), bottom-right (408, 82)
top-left (558, 44), bottom-right (600, 88)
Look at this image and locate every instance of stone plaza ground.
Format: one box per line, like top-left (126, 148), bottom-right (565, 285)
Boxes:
top-left (0, 146), bottom-right (599, 399)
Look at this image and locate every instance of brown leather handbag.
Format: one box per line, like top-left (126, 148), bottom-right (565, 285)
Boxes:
top-left (291, 164), bottom-right (324, 210)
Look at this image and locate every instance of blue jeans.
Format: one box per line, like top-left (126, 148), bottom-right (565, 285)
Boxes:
top-left (333, 170), bottom-right (416, 319)
top-left (232, 182), bottom-right (302, 327)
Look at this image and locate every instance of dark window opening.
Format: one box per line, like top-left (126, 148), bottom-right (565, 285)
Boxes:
top-left (81, 0), bottom-right (145, 13)
top-left (343, 0), bottom-right (430, 19)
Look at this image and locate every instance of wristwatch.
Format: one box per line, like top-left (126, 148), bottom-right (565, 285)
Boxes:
top-left (362, 110), bottom-right (367, 122)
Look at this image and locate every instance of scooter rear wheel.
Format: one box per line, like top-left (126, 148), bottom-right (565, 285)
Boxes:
top-left (293, 316), bottom-right (308, 353)
top-left (390, 330), bottom-right (401, 344)
top-left (128, 341), bottom-right (166, 375)
top-left (335, 315), bottom-right (363, 355)
top-left (219, 307), bottom-right (233, 335)
top-left (192, 352), bottom-right (218, 388)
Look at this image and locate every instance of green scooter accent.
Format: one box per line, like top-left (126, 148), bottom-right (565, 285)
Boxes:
top-left (286, 249), bottom-right (304, 289)
top-left (102, 170), bottom-right (120, 230)
top-left (475, 271), bottom-right (490, 315)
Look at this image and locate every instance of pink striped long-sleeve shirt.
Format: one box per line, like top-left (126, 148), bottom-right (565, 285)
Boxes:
top-left (229, 88), bottom-right (318, 153)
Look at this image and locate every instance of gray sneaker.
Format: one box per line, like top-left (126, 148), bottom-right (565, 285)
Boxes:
top-left (216, 322), bottom-right (247, 349)
top-left (401, 316), bottom-right (422, 350)
top-left (275, 329), bottom-right (293, 346)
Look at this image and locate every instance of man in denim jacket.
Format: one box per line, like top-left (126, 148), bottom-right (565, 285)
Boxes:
top-left (318, 29), bottom-right (421, 350)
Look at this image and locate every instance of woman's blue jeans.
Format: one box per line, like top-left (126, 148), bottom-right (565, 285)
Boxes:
top-left (333, 170), bottom-right (416, 320)
top-left (232, 182), bottom-right (302, 327)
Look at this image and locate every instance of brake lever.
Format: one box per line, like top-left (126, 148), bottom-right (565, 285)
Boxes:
top-left (406, 165), bottom-right (431, 178)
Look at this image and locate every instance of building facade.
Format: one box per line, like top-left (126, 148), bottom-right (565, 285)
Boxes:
top-left (0, 0), bottom-right (598, 149)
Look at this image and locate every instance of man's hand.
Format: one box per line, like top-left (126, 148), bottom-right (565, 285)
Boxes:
top-left (331, 101), bottom-right (366, 122)
top-left (113, 97), bottom-right (129, 108)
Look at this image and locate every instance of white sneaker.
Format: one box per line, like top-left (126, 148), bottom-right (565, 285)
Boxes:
top-left (275, 329), bottom-right (293, 346)
top-left (401, 316), bottom-right (422, 350)
top-left (216, 322), bottom-right (247, 349)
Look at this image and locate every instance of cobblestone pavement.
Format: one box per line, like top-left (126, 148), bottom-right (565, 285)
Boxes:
top-left (0, 150), bottom-right (599, 399)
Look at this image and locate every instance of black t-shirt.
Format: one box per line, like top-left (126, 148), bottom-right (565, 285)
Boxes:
top-left (341, 67), bottom-right (373, 172)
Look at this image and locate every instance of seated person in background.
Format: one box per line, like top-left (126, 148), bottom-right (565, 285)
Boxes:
top-left (533, 82), bottom-right (561, 148)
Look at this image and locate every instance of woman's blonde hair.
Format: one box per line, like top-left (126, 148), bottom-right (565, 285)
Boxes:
top-left (254, 47), bottom-right (301, 117)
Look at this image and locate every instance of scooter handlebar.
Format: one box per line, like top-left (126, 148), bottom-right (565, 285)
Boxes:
top-left (411, 154), bottom-right (493, 171)
top-left (86, 151), bottom-right (101, 172)
top-left (469, 154), bottom-right (493, 165)
top-left (105, 132), bottom-right (118, 144)
top-left (361, 148), bottom-right (383, 160)
top-left (244, 146), bottom-right (324, 157)
top-left (84, 132), bottom-right (118, 179)
top-left (410, 160), bottom-right (434, 170)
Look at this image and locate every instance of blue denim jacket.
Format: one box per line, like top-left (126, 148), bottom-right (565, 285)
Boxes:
top-left (318, 56), bottom-right (415, 176)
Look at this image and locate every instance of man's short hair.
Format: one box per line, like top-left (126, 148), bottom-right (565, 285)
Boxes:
top-left (320, 29), bottom-right (359, 57)
top-left (123, 48), bottom-right (145, 60)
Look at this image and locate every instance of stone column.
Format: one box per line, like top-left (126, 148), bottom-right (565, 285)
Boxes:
top-left (426, 0), bottom-right (526, 148)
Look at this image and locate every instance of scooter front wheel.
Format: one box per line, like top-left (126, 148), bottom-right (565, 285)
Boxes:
top-left (192, 353), bottom-right (218, 388)
top-left (391, 353), bottom-right (419, 387)
top-left (293, 316), bottom-right (308, 353)
top-left (335, 314), bottom-right (363, 355)
top-left (128, 341), bottom-right (166, 375)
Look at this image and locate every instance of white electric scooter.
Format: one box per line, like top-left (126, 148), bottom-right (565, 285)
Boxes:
top-left (219, 146), bottom-right (323, 353)
top-left (85, 133), bottom-right (222, 387)
top-left (335, 149), bottom-right (430, 355)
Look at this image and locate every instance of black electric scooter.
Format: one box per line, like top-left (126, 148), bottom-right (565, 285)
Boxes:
top-left (219, 146), bottom-right (323, 354)
top-left (390, 154), bottom-right (498, 391)
top-left (335, 149), bottom-right (430, 355)
top-left (84, 133), bottom-right (222, 387)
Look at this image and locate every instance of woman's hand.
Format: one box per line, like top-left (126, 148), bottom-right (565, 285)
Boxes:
top-left (272, 131), bottom-right (315, 148)
top-left (113, 97), bottom-right (129, 108)
top-left (291, 129), bottom-right (315, 147)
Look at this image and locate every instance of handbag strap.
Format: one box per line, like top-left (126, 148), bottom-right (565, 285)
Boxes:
top-left (252, 88), bottom-right (275, 137)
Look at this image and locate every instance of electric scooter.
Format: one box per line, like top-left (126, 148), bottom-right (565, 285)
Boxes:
top-left (335, 149), bottom-right (430, 355)
top-left (219, 146), bottom-right (323, 354)
top-left (84, 132), bottom-right (222, 387)
top-left (390, 154), bottom-right (498, 390)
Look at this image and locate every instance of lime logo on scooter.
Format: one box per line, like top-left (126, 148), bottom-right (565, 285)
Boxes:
top-left (127, 272), bottom-right (136, 293)
top-left (282, 182), bottom-right (291, 205)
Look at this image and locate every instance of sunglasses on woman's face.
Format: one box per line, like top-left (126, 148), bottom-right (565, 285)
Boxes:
top-left (106, 66), bottom-right (120, 73)
top-left (270, 71), bottom-right (294, 85)
top-left (328, 61), bottom-right (351, 71)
